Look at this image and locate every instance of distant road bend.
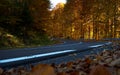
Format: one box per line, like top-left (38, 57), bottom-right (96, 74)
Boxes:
top-left (0, 41), bottom-right (112, 68)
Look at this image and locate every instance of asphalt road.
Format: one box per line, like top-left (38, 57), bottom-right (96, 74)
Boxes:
top-left (0, 41), bottom-right (112, 68)
top-left (0, 41), bottom-right (111, 60)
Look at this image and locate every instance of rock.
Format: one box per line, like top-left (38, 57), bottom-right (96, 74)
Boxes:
top-left (89, 65), bottom-right (112, 75)
top-left (29, 64), bottom-right (56, 75)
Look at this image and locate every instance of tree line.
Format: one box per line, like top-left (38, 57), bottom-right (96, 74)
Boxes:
top-left (0, 0), bottom-right (51, 47)
top-left (48, 0), bottom-right (120, 40)
top-left (0, 0), bottom-right (120, 48)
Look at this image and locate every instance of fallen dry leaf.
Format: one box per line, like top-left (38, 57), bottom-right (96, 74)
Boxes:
top-left (0, 68), bottom-right (3, 75)
top-left (29, 64), bottom-right (56, 75)
top-left (89, 65), bottom-right (112, 75)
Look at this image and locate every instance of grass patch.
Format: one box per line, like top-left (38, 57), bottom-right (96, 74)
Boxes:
top-left (0, 29), bottom-right (57, 50)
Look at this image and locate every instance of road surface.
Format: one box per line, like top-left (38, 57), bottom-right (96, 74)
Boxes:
top-left (0, 41), bottom-right (112, 68)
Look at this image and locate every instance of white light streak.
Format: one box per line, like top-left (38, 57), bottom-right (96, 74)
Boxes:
top-left (0, 50), bottom-right (75, 64)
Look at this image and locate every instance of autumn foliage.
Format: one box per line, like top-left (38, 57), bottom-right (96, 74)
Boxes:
top-left (1, 0), bottom-right (120, 48)
top-left (29, 64), bottom-right (56, 75)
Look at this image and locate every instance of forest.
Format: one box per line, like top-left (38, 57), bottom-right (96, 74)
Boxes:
top-left (0, 0), bottom-right (120, 48)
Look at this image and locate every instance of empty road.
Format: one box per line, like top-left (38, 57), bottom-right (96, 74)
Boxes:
top-left (0, 41), bottom-right (112, 68)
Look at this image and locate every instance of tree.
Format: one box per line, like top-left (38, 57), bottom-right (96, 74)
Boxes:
top-left (28, 0), bottom-right (50, 32)
top-left (48, 3), bottom-right (65, 38)
top-left (0, 0), bottom-right (51, 46)
top-left (91, 0), bottom-right (120, 39)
